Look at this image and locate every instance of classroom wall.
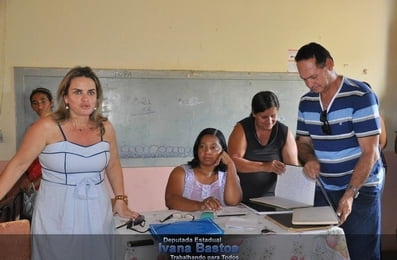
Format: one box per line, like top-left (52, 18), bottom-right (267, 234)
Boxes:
top-left (0, 0), bottom-right (396, 219)
top-left (1, 0), bottom-right (396, 157)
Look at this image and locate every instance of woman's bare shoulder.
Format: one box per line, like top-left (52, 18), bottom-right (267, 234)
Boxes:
top-left (29, 116), bottom-right (58, 131)
top-left (22, 116), bottom-right (62, 145)
top-left (170, 165), bottom-right (186, 176)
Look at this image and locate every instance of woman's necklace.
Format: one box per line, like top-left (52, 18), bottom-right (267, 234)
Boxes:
top-left (72, 120), bottom-right (94, 132)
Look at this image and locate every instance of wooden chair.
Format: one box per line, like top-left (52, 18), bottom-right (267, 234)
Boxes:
top-left (0, 178), bottom-right (24, 222)
top-left (0, 219), bottom-right (31, 260)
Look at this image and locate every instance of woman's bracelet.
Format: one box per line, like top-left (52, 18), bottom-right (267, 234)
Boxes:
top-left (114, 194), bottom-right (128, 203)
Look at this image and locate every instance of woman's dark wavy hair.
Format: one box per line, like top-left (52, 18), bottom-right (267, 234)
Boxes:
top-left (250, 91), bottom-right (280, 116)
top-left (52, 66), bottom-right (107, 135)
top-left (188, 128), bottom-right (228, 172)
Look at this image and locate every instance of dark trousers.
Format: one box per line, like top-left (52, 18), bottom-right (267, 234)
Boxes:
top-left (315, 186), bottom-right (382, 260)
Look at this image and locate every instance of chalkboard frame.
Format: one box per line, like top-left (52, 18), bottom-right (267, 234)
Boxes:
top-left (14, 67), bottom-right (307, 167)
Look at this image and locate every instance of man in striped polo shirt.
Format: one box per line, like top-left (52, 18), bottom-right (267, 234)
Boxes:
top-left (294, 42), bottom-right (384, 260)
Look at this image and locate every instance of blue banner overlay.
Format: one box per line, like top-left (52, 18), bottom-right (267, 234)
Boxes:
top-left (13, 233), bottom-right (367, 259)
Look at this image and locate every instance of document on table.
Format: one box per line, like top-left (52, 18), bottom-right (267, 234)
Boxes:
top-left (250, 165), bottom-right (315, 209)
top-left (215, 206), bottom-right (248, 217)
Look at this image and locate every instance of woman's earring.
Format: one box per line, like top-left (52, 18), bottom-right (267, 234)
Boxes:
top-left (66, 104), bottom-right (69, 110)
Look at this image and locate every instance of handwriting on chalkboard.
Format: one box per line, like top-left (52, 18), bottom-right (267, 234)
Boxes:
top-left (178, 97), bottom-right (203, 106)
top-left (131, 97), bottom-right (155, 116)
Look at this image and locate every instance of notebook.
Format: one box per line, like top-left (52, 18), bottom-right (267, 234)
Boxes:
top-left (149, 218), bottom-right (224, 238)
top-left (250, 165), bottom-right (315, 209)
top-left (292, 206), bottom-right (339, 225)
top-left (265, 213), bottom-right (332, 232)
top-left (215, 205), bottom-right (248, 217)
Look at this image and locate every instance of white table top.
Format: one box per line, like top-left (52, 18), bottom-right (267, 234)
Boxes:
top-left (114, 204), bottom-right (343, 235)
top-left (114, 205), bottom-right (351, 259)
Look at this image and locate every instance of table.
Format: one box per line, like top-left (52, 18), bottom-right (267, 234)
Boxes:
top-left (114, 205), bottom-right (350, 260)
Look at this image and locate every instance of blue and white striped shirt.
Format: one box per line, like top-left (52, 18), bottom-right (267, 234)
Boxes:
top-left (296, 77), bottom-right (383, 190)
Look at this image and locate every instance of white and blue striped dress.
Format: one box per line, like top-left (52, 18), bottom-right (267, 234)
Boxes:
top-left (31, 123), bottom-right (114, 259)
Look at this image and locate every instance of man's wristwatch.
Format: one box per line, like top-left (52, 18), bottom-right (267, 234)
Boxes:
top-left (346, 185), bottom-right (360, 199)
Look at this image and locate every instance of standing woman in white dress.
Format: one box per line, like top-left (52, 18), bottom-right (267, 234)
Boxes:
top-left (0, 66), bottom-right (140, 259)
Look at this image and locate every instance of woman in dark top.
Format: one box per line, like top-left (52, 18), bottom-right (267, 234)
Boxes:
top-left (228, 91), bottom-right (298, 202)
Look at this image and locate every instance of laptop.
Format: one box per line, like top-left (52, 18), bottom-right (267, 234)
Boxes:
top-left (241, 201), bottom-right (292, 215)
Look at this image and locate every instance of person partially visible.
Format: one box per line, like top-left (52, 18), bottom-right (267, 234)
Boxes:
top-left (363, 82), bottom-right (387, 175)
top-left (378, 115), bottom-right (388, 176)
top-left (0, 88), bottom-right (54, 222)
top-left (22, 88), bottom-right (54, 190)
top-left (18, 88), bottom-right (54, 221)
top-left (227, 91), bottom-right (298, 203)
top-left (395, 131), bottom-right (397, 154)
top-left (165, 128), bottom-right (242, 211)
top-left (378, 115), bottom-right (387, 151)
top-left (0, 66), bottom-right (140, 259)
top-left (294, 42), bottom-right (383, 260)
top-left (30, 87), bottom-right (54, 118)
top-left (27, 87), bottom-right (55, 189)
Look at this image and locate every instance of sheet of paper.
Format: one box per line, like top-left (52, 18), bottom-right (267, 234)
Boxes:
top-left (250, 165), bottom-right (316, 209)
top-left (275, 165), bottom-right (315, 205)
top-left (287, 49), bottom-right (298, 72)
top-left (224, 216), bottom-right (258, 231)
top-left (215, 206), bottom-right (248, 217)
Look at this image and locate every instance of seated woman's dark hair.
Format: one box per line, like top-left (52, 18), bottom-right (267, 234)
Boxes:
top-left (188, 128), bottom-right (228, 172)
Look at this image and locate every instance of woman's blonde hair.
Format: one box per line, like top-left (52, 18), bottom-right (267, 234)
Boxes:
top-left (52, 66), bottom-right (107, 135)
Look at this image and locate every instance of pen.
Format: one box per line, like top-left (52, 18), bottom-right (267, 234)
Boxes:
top-left (160, 214), bottom-right (174, 223)
top-left (217, 213), bottom-right (247, 217)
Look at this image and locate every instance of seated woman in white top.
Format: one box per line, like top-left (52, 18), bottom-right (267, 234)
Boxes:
top-left (165, 128), bottom-right (242, 211)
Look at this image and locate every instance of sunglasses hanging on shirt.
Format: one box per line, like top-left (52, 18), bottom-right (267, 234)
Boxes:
top-left (320, 110), bottom-right (332, 135)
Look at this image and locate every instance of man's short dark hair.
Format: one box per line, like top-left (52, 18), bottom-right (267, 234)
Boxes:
top-left (295, 42), bottom-right (333, 67)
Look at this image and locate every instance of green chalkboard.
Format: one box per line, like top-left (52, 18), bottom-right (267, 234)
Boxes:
top-left (14, 68), bottom-right (307, 167)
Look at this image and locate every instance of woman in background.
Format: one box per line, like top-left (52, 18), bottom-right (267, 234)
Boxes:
top-left (19, 87), bottom-right (54, 220)
top-left (30, 87), bottom-right (54, 118)
top-left (165, 128), bottom-right (242, 211)
top-left (228, 91), bottom-right (298, 203)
